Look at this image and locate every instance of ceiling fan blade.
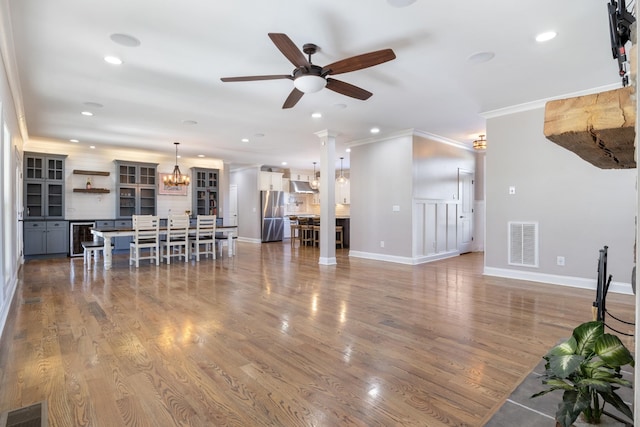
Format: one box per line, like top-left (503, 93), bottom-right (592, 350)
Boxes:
top-left (221, 75), bottom-right (292, 82)
top-left (322, 49), bottom-right (396, 75)
top-left (282, 88), bottom-right (304, 109)
top-left (268, 33), bottom-right (310, 68)
top-left (326, 78), bottom-right (372, 100)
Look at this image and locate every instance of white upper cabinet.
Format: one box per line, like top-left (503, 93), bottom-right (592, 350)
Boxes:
top-left (259, 171), bottom-right (284, 191)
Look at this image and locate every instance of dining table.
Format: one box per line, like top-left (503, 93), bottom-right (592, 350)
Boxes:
top-left (90, 225), bottom-right (238, 270)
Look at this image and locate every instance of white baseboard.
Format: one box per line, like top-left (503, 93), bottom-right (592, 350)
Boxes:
top-left (484, 267), bottom-right (633, 295)
top-left (0, 271), bottom-right (18, 341)
top-left (237, 237), bottom-right (261, 244)
top-left (318, 257), bottom-right (337, 265)
top-left (349, 250), bottom-right (459, 265)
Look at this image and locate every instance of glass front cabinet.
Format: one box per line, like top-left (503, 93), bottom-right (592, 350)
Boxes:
top-left (115, 160), bottom-right (158, 218)
top-left (23, 152), bottom-right (67, 219)
top-left (191, 167), bottom-right (219, 218)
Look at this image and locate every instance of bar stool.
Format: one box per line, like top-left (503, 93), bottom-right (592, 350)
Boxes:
top-left (289, 216), bottom-right (299, 247)
top-left (299, 219), bottom-right (314, 246)
top-left (312, 225), bottom-right (321, 247)
top-left (335, 225), bottom-right (344, 248)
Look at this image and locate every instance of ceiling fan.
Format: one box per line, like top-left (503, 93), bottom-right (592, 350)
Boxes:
top-left (220, 33), bottom-right (396, 109)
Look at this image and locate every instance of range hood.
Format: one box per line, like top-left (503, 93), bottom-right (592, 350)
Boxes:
top-left (290, 180), bottom-right (317, 193)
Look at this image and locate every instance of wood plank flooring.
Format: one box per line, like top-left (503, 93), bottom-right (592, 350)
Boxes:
top-left (0, 243), bottom-right (635, 426)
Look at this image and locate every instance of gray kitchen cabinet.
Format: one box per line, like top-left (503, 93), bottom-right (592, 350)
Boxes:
top-left (113, 219), bottom-right (133, 251)
top-left (23, 152), bottom-right (67, 219)
top-left (191, 167), bottom-right (219, 218)
top-left (115, 160), bottom-right (158, 218)
top-left (24, 220), bottom-right (68, 256)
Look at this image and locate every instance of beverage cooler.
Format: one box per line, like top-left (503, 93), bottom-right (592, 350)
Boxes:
top-left (69, 221), bottom-right (96, 257)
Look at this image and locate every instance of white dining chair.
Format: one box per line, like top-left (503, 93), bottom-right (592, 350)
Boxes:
top-left (189, 215), bottom-right (216, 261)
top-left (160, 214), bottom-right (190, 264)
top-left (129, 215), bottom-right (160, 267)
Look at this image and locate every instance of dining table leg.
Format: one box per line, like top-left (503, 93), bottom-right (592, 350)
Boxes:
top-left (103, 236), bottom-right (113, 270)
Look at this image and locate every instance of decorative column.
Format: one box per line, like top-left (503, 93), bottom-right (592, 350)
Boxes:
top-left (315, 130), bottom-right (337, 265)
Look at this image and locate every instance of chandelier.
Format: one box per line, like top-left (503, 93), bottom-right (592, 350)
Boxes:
top-left (164, 142), bottom-right (190, 187)
top-left (473, 134), bottom-right (487, 150)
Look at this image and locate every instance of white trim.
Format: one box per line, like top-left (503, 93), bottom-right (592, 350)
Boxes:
top-left (346, 128), bottom-right (473, 152)
top-left (0, 272), bottom-right (17, 339)
top-left (318, 256), bottom-right (337, 265)
top-left (237, 237), bottom-right (261, 244)
top-left (349, 250), bottom-right (459, 265)
top-left (480, 83), bottom-right (621, 119)
top-left (484, 267), bottom-right (633, 295)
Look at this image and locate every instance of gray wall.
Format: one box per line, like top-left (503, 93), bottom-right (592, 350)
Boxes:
top-left (350, 133), bottom-right (414, 257)
top-left (230, 167), bottom-right (261, 241)
top-left (485, 107), bottom-right (636, 291)
top-left (350, 131), bottom-right (476, 260)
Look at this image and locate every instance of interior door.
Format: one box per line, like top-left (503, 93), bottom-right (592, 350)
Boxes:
top-left (229, 184), bottom-right (238, 226)
top-left (458, 169), bottom-right (474, 254)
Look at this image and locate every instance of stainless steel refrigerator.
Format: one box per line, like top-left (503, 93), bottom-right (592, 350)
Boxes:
top-left (261, 190), bottom-right (284, 242)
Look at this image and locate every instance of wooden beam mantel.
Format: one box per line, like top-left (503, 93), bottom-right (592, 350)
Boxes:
top-left (543, 86), bottom-right (636, 169)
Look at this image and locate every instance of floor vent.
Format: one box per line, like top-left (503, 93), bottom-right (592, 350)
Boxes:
top-left (508, 221), bottom-right (538, 267)
top-left (22, 297), bottom-right (42, 305)
top-left (0, 401), bottom-right (47, 427)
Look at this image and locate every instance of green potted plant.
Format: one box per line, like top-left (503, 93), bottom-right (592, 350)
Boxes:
top-left (532, 320), bottom-right (634, 426)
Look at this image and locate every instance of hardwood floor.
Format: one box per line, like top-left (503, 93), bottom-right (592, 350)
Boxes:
top-left (0, 243), bottom-right (635, 426)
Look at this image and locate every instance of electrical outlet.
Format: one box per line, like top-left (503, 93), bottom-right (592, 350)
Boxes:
top-left (557, 256), bottom-right (565, 266)
top-left (380, 241), bottom-right (385, 248)
top-left (509, 186), bottom-right (516, 195)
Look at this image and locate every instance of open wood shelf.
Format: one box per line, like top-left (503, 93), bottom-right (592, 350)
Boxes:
top-left (73, 170), bottom-right (110, 176)
top-left (73, 188), bottom-right (110, 193)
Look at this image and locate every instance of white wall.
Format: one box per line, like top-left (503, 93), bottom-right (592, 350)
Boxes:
top-left (230, 167), bottom-right (261, 242)
top-left (0, 21), bottom-right (24, 339)
top-left (485, 107), bottom-right (636, 294)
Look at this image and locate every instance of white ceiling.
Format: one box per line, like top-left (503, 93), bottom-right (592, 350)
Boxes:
top-left (1, 0), bottom-right (626, 170)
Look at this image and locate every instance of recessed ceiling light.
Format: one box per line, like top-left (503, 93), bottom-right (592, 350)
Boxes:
top-left (311, 112), bottom-right (322, 118)
top-left (197, 154), bottom-right (205, 158)
top-left (387, 0), bottom-right (417, 7)
top-left (83, 102), bottom-right (103, 108)
top-left (281, 162), bottom-right (287, 166)
top-left (346, 148), bottom-right (351, 153)
top-left (536, 31), bottom-right (557, 42)
top-left (69, 139), bottom-right (79, 143)
top-left (104, 55), bottom-right (123, 65)
top-left (81, 111), bottom-right (93, 116)
top-left (89, 145), bottom-right (96, 149)
top-left (467, 51), bottom-right (495, 64)
top-left (182, 119), bottom-right (198, 125)
top-left (370, 127), bottom-right (380, 134)
top-left (241, 138), bottom-right (249, 142)
top-left (110, 33), bottom-right (141, 47)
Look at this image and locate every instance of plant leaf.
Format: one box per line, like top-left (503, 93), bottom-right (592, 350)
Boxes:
top-left (549, 354), bottom-right (583, 378)
top-left (547, 337), bottom-right (577, 357)
top-left (599, 391), bottom-right (634, 421)
top-left (595, 334), bottom-right (634, 367)
top-left (572, 321), bottom-right (603, 356)
top-left (555, 390), bottom-right (588, 427)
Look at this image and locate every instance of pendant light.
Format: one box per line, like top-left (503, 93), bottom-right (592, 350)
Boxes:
top-left (336, 157), bottom-right (348, 185)
top-left (310, 161), bottom-right (320, 189)
top-left (163, 142), bottom-right (190, 187)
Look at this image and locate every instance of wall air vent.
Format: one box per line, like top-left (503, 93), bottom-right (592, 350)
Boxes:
top-left (508, 221), bottom-right (539, 267)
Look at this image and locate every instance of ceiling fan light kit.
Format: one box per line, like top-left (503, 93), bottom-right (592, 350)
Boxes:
top-left (221, 33), bottom-right (396, 109)
top-left (293, 74), bottom-right (326, 93)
